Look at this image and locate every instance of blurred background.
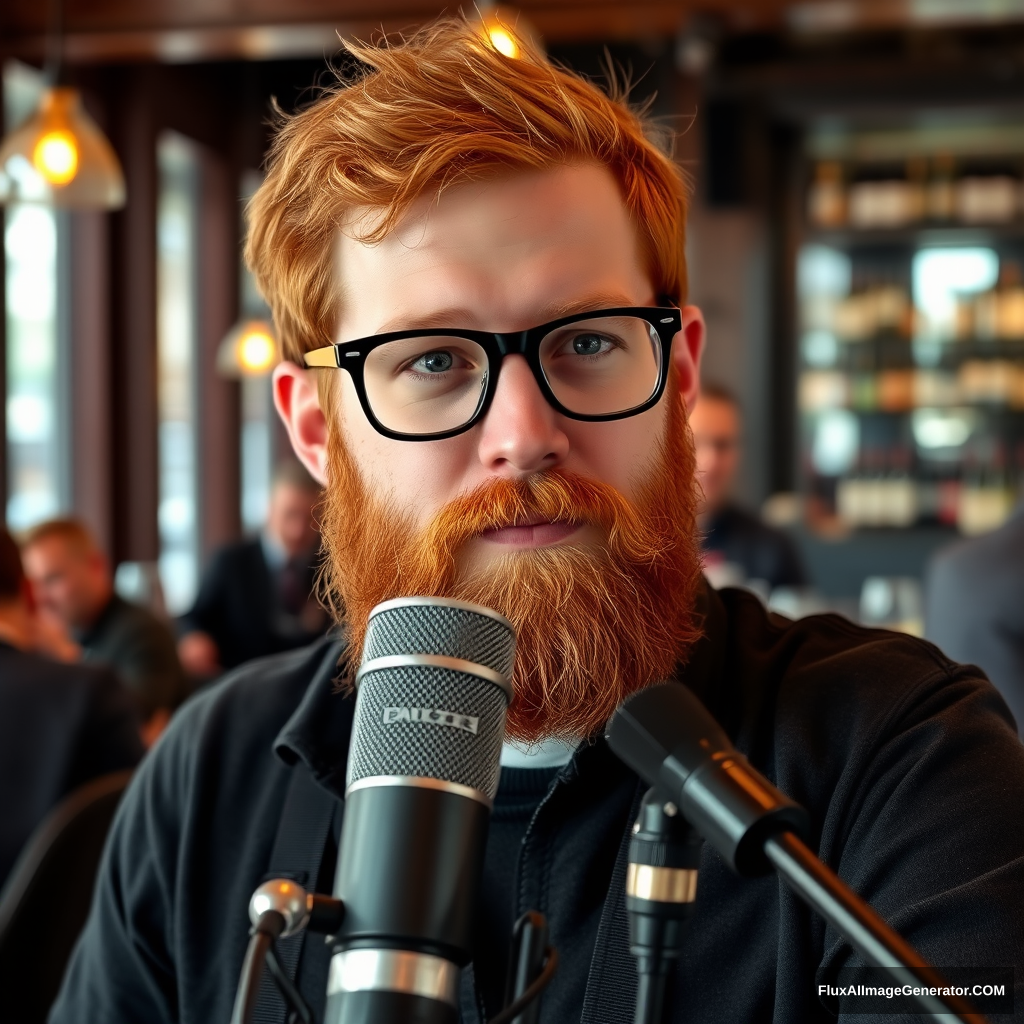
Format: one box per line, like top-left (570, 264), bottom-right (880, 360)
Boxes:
top-left (5, 0), bottom-right (1024, 635)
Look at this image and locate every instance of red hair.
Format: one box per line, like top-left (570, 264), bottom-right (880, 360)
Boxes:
top-left (245, 16), bottom-right (690, 363)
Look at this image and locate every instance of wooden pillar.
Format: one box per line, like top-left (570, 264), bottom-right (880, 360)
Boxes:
top-left (195, 144), bottom-right (241, 560)
top-left (69, 210), bottom-right (114, 555)
top-left (0, 208), bottom-right (7, 520)
top-left (108, 67), bottom-right (159, 564)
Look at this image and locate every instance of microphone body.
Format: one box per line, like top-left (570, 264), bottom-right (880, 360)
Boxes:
top-left (326, 598), bottom-right (515, 1024)
top-left (606, 682), bottom-right (808, 876)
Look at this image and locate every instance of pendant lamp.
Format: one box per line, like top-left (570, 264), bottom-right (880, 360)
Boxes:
top-left (0, 0), bottom-right (126, 210)
top-left (477, 5), bottom-right (542, 59)
top-left (0, 86), bottom-right (126, 208)
top-left (216, 319), bottom-right (279, 378)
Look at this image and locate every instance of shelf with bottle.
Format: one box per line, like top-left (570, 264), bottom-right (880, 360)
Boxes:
top-left (806, 152), bottom-right (1024, 236)
top-left (808, 432), bottom-right (1024, 535)
top-left (799, 251), bottom-right (1024, 412)
top-left (800, 370), bottom-right (1024, 414)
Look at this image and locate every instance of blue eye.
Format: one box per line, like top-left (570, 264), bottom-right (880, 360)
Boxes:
top-left (572, 333), bottom-right (606, 356)
top-left (414, 351), bottom-right (454, 373)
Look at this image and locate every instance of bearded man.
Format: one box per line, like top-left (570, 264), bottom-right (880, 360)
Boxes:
top-left (51, 20), bottom-right (1024, 1024)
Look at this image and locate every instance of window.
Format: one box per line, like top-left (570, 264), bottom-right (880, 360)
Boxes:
top-left (239, 169), bottom-right (275, 533)
top-left (156, 132), bottom-right (200, 613)
top-left (4, 61), bottom-right (68, 528)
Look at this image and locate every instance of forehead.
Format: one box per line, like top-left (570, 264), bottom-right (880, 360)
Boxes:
top-left (690, 397), bottom-right (740, 436)
top-left (25, 536), bottom-right (79, 565)
top-left (334, 163), bottom-right (652, 339)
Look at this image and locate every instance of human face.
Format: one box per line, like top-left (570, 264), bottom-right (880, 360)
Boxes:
top-left (690, 396), bottom-right (741, 515)
top-left (275, 163), bottom-right (704, 575)
top-left (267, 483), bottom-right (320, 558)
top-left (22, 537), bottom-right (109, 631)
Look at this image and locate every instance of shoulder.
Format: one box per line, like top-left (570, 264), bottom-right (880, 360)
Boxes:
top-left (0, 644), bottom-right (122, 699)
top-left (719, 586), bottom-right (1012, 741)
top-left (105, 596), bottom-right (170, 636)
top-left (929, 514), bottom-right (1024, 587)
top-left (210, 536), bottom-right (265, 569)
top-left (164, 636), bottom-right (343, 761)
top-left (718, 505), bottom-right (793, 547)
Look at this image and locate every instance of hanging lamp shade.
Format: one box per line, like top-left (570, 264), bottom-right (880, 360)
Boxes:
top-left (476, 6), bottom-right (542, 59)
top-left (0, 86), bottom-right (126, 210)
top-left (217, 319), bottom-right (279, 378)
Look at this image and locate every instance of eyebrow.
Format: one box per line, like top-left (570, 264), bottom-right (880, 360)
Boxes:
top-left (372, 292), bottom-right (648, 336)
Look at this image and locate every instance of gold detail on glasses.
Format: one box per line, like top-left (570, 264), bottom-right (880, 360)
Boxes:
top-left (304, 347), bottom-right (340, 368)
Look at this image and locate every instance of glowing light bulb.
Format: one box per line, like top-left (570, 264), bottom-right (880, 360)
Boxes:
top-left (487, 25), bottom-right (519, 58)
top-left (238, 327), bottom-right (277, 373)
top-left (33, 130), bottom-right (79, 185)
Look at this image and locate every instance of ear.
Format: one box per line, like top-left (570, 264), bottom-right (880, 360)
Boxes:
top-left (273, 361), bottom-right (329, 486)
top-left (670, 305), bottom-right (705, 414)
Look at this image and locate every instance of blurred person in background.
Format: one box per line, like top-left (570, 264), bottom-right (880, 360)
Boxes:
top-left (0, 526), bottom-right (142, 887)
top-left (925, 506), bottom-right (1024, 739)
top-left (21, 519), bottom-right (187, 747)
top-left (691, 383), bottom-right (807, 592)
top-left (176, 460), bottom-right (329, 677)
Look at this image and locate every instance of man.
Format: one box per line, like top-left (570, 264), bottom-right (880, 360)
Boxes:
top-left (52, 20), bottom-right (1024, 1024)
top-left (22, 519), bottom-right (187, 745)
top-left (690, 383), bottom-right (807, 592)
top-left (925, 505), bottom-right (1024, 738)
top-left (0, 527), bottom-right (142, 888)
top-left (177, 460), bottom-right (329, 676)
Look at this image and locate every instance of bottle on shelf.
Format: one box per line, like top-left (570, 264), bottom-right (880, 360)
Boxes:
top-left (808, 161), bottom-right (847, 228)
top-left (954, 163), bottom-right (1020, 225)
top-left (847, 162), bottom-right (923, 229)
top-left (957, 442), bottom-right (1015, 535)
top-left (926, 153), bottom-right (957, 223)
top-left (836, 447), bottom-right (919, 528)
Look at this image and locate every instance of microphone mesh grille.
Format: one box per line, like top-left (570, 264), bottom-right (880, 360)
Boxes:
top-left (347, 664), bottom-right (507, 799)
top-left (363, 603), bottom-right (515, 678)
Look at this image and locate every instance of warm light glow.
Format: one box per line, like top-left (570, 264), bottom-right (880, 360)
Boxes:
top-left (487, 25), bottom-right (519, 58)
top-left (33, 130), bottom-right (79, 185)
top-left (238, 327), bottom-right (277, 373)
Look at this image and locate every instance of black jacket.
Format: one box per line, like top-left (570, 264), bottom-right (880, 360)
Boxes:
top-left (50, 587), bottom-right (1024, 1023)
top-left (80, 594), bottom-right (188, 718)
top-left (703, 505), bottom-right (807, 591)
top-left (0, 641), bottom-right (144, 887)
top-left (178, 537), bottom-right (327, 670)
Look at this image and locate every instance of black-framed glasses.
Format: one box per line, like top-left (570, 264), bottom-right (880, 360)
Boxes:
top-left (303, 306), bottom-right (682, 441)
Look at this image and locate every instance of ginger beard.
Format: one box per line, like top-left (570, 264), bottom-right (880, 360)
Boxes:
top-left (320, 380), bottom-right (705, 742)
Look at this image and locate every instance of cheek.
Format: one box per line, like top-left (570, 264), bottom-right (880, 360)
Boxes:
top-left (337, 382), bottom-right (481, 530)
top-left (565, 403), bottom-right (667, 500)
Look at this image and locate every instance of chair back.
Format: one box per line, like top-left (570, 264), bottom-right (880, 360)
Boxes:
top-left (0, 770), bottom-right (133, 1024)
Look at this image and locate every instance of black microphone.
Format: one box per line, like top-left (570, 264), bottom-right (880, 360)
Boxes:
top-left (606, 684), bottom-right (988, 1024)
top-left (325, 597), bottom-right (516, 1024)
top-left (606, 681), bottom-right (808, 876)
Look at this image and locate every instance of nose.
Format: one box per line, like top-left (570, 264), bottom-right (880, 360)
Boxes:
top-left (476, 354), bottom-right (570, 477)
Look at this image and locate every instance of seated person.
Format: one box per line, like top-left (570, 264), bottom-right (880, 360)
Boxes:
top-left (925, 502), bottom-right (1024, 738)
top-left (0, 526), bottom-right (142, 887)
top-left (21, 519), bottom-right (187, 746)
top-left (51, 21), bottom-right (1024, 1024)
top-left (691, 383), bottom-right (807, 592)
top-left (177, 460), bottom-right (330, 677)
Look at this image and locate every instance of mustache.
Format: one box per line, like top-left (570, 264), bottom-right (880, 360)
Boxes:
top-left (419, 469), bottom-right (670, 567)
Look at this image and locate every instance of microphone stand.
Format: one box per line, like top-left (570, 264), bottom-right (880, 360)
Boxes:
top-left (607, 683), bottom-right (991, 1024)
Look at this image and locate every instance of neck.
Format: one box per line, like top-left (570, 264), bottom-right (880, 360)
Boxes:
top-left (0, 602), bottom-right (32, 650)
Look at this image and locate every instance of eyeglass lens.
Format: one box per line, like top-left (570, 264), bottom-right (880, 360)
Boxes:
top-left (361, 316), bottom-right (662, 436)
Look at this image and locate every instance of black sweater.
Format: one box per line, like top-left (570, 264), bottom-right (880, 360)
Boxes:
top-left (51, 586), bottom-right (1024, 1023)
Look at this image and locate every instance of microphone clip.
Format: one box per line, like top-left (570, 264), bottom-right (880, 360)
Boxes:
top-left (626, 788), bottom-right (702, 1024)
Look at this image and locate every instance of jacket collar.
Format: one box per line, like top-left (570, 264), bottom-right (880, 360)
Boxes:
top-left (273, 637), bottom-right (354, 797)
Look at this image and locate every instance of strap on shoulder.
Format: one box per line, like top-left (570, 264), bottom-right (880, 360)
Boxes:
top-left (252, 766), bottom-right (340, 1024)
